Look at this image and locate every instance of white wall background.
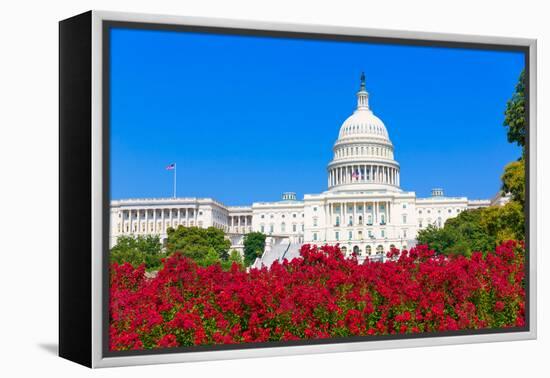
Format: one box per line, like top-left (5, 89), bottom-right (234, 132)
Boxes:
top-left (0, 0), bottom-right (547, 376)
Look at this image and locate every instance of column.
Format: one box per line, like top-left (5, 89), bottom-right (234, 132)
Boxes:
top-left (127, 211), bottom-right (132, 233)
top-left (343, 201), bottom-right (347, 227)
top-left (194, 206), bottom-right (198, 225)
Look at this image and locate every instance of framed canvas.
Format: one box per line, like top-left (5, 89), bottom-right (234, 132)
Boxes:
top-left (59, 10), bottom-right (537, 368)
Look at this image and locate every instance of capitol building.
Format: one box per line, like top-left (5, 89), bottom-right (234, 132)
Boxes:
top-left (110, 74), bottom-right (502, 263)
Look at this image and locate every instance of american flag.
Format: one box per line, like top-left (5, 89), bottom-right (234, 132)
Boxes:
top-left (166, 163), bottom-right (175, 170)
top-left (352, 169), bottom-right (359, 180)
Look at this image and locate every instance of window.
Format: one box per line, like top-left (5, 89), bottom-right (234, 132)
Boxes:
top-left (367, 215), bottom-right (372, 225)
top-left (403, 229), bottom-right (407, 238)
top-left (376, 245), bottom-right (384, 254)
top-left (402, 215), bottom-right (407, 224)
top-left (348, 216), bottom-right (353, 226)
top-left (293, 213), bottom-right (297, 218)
top-left (348, 231), bottom-right (353, 240)
top-left (419, 220), bottom-right (423, 228)
top-left (419, 210), bottom-right (422, 215)
top-left (335, 231), bottom-right (339, 241)
top-left (358, 230), bottom-right (363, 240)
top-left (281, 223), bottom-right (286, 232)
top-left (313, 218), bottom-right (318, 227)
top-left (381, 230), bottom-right (385, 238)
top-left (293, 224), bottom-right (297, 232)
top-left (335, 216), bottom-right (340, 226)
top-left (199, 211), bottom-right (203, 216)
top-left (270, 214), bottom-right (274, 219)
top-left (282, 214), bottom-right (285, 218)
top-left (358, 215), bottom-right (363, 225)
top-left (260, 225), bottom-right (265, 233)
top-left (366, 245), bottom-right (372, 255)
top-left (380, 214), bottom-right (386, 225)
top-left (261, 214), bottom-right (265, 219)
top-left (448, 209), bottom-right (452, 213)
top-left (403, 203), bottom-right (407, 209)
top-left (313, 233), bottom-right (318, 241)
top-left (301, 224), bottom-right (304, 231)
top-left (438, 217), bottom-right (442, 228)
top-left (269, 224), bottom-right (274, 233)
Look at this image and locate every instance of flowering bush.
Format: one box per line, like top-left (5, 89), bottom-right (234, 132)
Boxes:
top-left (110, 241), bottom-right (525, 351)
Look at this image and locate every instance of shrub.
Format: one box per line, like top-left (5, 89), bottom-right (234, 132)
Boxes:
top-left (110, 241), bottom-right (525, 351)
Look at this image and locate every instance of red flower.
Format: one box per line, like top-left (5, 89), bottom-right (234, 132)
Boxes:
top-left (109, 241), bottom-right (526, 351)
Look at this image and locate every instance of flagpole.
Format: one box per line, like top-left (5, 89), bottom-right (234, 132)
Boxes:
top-left (173, 163), bottom-right (177, 199)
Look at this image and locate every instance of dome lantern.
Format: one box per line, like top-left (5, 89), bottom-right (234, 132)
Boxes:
top-left (357, 72), bottom-right (369, 110)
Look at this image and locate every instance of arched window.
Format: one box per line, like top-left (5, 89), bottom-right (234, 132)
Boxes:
top-left (348, 216), bottom-right (353, 226)
top-left (358, 215), bottom-right (363, 225)
top-left (313, 217), bottom-right (318, 227)
top-left (376, 245), bottom-right (384, 254)
top-left (389, 244), bottom-right (396, 250)
top-left (341, 246), bottom-right (348, 254)
top-left (380, 214), bottom-right (386, 225)
top-left (335, 216), bottom-right (340, 226)
top-left (365, 245), bottom-right (372, 255)
top-left (353, 246), bottom-right (361, 255)
top-left (367, 214), bottom-right (372, 225)
top-left (281, 222), bottom-right (286, 232)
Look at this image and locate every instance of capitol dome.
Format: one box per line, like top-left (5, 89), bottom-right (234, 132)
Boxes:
top-left (338, 107), bottom-right (389, 141)
top-left (327, 73), bottom-right (400, 192)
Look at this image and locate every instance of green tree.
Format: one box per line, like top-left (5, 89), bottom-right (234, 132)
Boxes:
top-left (501, 159), bottom-right (525, 206)
top-left (110, 235), bottom-right (164, 270)
top-left (166, 226), bottom-right (230, 265)
top-left (221, 250), bottom-right (245, 270)
top-left (243, 232), bottom-right (266, 266)
top-left (503, 69), bottom-right (526, 153)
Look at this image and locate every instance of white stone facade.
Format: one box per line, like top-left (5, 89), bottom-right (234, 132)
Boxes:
top-left (110, 74), bottom-right (494, 258)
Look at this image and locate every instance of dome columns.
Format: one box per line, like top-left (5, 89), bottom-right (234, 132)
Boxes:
top-left (328, 163), bottom-right (400, 189)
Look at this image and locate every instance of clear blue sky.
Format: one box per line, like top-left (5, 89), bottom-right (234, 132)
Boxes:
top-left (109, 27), bottom-right (524, 205)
